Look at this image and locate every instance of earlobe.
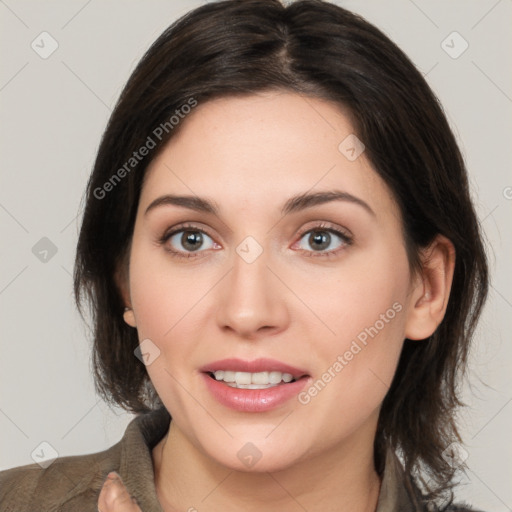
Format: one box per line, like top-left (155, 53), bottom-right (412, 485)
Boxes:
top-left (123, 307), bottom-right (137, 328)
top-left (404, 235), bottom-right (456, 341)
top-left (114, 258), bottom-right (137, 328)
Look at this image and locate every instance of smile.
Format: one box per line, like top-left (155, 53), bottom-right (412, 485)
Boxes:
top-left (209, 370), bottom-right (295, 389)
top-left (200, 358), bottom-right (310, 412)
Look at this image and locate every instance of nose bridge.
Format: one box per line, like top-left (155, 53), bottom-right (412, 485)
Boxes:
top-left (215, 237), bottom-right (288, 337)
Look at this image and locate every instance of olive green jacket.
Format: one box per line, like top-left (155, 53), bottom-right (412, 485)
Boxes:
top-left (0, 408), bottom-right (481, 511)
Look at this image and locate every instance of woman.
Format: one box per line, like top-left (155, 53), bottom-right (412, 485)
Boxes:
top-left (0, 1), bottom-right (489, 511)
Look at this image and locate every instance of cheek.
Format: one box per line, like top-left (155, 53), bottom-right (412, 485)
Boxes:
top-left (127, 239), bottom-right (215, 381)
top-left (297, 297), bottom-right (407, 439)
top-left (305, 242), bottom-right (410, 347)
top-left (130, 268), bottom-right (175, 341)
top-left (128, 237), bottom-right (198, 340)
top-left (127, 242), bottom-right (201, 413)
top-left (296, 245), bottom-right (410, 416)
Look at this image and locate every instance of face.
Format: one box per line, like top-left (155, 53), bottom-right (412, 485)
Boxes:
top-left (122, 91), bottom-right (424, 473)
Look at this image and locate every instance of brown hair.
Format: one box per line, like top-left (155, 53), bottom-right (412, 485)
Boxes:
top-left (74, 0), bottom-right (488, 502)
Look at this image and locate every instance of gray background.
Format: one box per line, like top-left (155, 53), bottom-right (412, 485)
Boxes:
top-left (1, 1), bottom-right (511, 510)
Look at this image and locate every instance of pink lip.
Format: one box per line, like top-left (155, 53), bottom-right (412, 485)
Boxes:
top-left (199, 358), bottom-right (308, 379)
top-left (201, 373), bottom-right (310, 413)
top-left (199, 358), bottom-right (310, 413)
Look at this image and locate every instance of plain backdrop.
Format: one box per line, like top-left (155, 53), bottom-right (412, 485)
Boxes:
top-left (1, 1), bottom-right (511, 510)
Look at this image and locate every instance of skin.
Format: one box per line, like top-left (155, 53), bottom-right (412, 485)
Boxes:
top-left (102, 91), bottom-right (455, 512)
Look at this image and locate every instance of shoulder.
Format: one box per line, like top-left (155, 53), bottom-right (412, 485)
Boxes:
top-left (0, 408), bottom-right (169, 512)
top-left (0, 443), bottom-right (121, 512)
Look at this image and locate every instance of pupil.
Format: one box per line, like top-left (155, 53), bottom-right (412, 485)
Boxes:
top-left (310, 231), bottom-right (330, 251)
top-left (182, 231), bottom-right (203, 251)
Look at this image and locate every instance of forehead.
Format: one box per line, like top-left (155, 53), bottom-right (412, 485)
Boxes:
top-left (140, 91), bottom-right (399, 220)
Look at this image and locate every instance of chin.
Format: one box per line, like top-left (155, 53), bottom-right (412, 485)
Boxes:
top-left (200, 435), bottom-right (310, 474)
top-left (221, 452), bottom-right (301, 474)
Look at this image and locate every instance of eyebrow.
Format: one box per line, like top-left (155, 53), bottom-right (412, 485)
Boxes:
top-left (144, 190), bottom-right (375, 217)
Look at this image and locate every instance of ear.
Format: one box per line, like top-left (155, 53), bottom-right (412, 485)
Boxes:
top-left (404, 235), bottom-right (455, 340)
top-left (114, 258), bottom-right (137, 329)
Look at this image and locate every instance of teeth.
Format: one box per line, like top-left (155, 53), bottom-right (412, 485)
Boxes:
top-left (212, 370), bottom-right (296, 387)
top-left (235, 371), bottom-right (252, 385)
top-left (282, 373), bottom-right (293, 383)
top-left (252, 371), bottom-right (269, 384)
top-left (225, 383), bottom-right (276, 389)
top-left (222, 370), bottom-right (236, 382)
top-left (269, 371), bottom-right (282, 384)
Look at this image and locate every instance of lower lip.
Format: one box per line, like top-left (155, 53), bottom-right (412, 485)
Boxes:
top-left (201, 373), bottom-right (309, 413)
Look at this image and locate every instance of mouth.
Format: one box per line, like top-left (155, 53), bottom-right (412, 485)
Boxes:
top-left (200, 358), bottom-right (309, 385)
top-left (205, 369), bottom-right (305, 389)
top-left (199, 357), bottom-right (310, 406)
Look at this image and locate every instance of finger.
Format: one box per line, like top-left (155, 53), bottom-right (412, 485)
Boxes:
top-left (98, 472), bottom-right (142, 512)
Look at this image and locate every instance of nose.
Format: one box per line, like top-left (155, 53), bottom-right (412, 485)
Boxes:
top-left (215, 246), bottom-right (290, 340)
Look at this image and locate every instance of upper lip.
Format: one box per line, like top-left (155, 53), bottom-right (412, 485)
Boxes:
top-left (200, 358), bottom-right (309, 379)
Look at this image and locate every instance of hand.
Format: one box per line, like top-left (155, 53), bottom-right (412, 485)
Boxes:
top-left (98, 472), bottom-right (142, 512)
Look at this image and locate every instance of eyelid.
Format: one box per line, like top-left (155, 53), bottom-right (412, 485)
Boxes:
top-left (295, 220), bottom-right (352, 240)
top-left (160, 222), bottom-right (216, 242)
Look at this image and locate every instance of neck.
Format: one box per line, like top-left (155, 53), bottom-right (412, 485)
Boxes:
top-left (152, 418), bottom-right (382, 512)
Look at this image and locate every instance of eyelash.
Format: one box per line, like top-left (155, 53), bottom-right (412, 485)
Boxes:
top-left (158, 222), bottom-right (353, 260)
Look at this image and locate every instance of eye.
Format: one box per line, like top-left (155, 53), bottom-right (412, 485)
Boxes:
top-left (160, 224), bottom-right (219, 258)
top-left (159, 222), bottom-right (352, 259)
top-left (293, 223), bottom-right (352, 257)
